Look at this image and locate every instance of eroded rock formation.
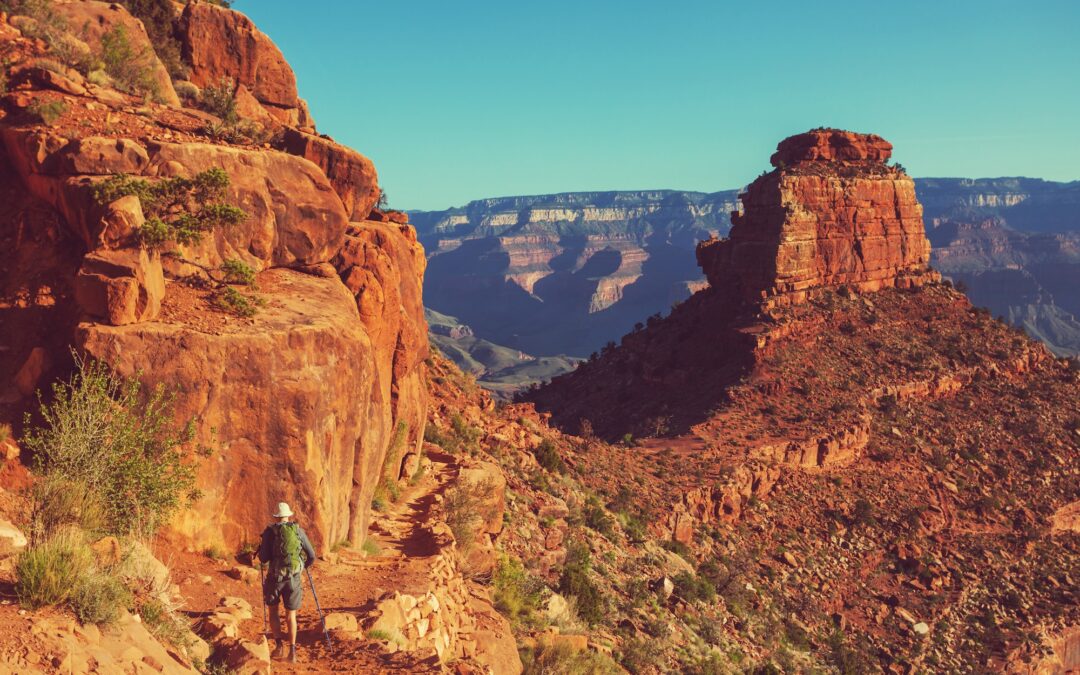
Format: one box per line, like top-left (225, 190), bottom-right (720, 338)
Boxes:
top-left (697, 128), bottom-right (937, 306)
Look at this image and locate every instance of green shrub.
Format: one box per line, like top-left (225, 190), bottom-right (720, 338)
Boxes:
top-left (91, 169), bottom-right (246, 248)
top-left (173, 80), bottom-right (199, 100)
top-left (360, 538), bottom-right (381, 556)
top-left (115, 0), bottom-right (187, 80)
top-left (23, 355), bottom-right (205, 538)
top-left (72, 568), bottom-right (131, 625)
top-left (27, 98), bottom-right (67, 125)
top-left (99, 24), bottom-right (161, 100)
top-left (139, 597), bottom-right (192, 651)
top-left (583, 495), bottom-right (615, 539)
top-left (558, 542), bottom-right (605, 626)
top-left (492, 555), bottom-right (543, 628)
top-left (220, 259), bottom-right (256, 286)
top-left (200, 77), bottom-right (237, 124)
top-left (212, 286), bottom-right (264, 317)
top-left (522, 639), bottom-right (621, 675)
top-left (16, 529), bottom-right (93, 608)
top-left (533, 438), bottom-right (565, 473)
top-left (201, 119), bottom-right (270, 146)
top-left (28, 476), bottom-right (107, 544)
top-left (618, 638), bottom-right (663, 673)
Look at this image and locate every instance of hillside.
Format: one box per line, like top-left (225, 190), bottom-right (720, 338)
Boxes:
top-left (526, 129), bottom-right (1080, 672)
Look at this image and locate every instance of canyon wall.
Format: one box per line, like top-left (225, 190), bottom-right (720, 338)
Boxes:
top-left (0, 1), bottom-right (426, 550)
top-left (412, 190), bottom-right (736, 357)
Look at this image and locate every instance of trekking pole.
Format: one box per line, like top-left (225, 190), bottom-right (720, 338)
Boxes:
top-left (305, 566), bottom-right (334, 654)
top-left (259, 564), bottom-right (268, 635)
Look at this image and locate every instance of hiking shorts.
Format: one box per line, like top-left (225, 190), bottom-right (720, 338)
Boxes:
top-left (264, 573), bottom-right (303, 611)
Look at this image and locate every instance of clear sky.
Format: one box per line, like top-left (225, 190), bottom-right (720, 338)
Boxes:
top-left (233, 1), bottom-right (1080, 211)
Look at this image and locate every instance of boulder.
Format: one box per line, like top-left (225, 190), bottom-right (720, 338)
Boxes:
top-left (217, 636), bottom-right (271, 675)
top-left (178, 1), bottom-right (302, 123)
top-left (323, 612), bottom-right (358, 634)
top-left (281, 129), bottom-right (379, 221)
top-left (0, 519), bottom-right (27, 557)
top-left (50, 1), bottom-right (180, 106)
top-left (14, 346), bottom-right (47, 397)
top-left (54, 137), bottom-right (150, 176)
top-left (97, 194), bottom-right (145, 249)
top-left (75, 248), bottom-right (164, 325)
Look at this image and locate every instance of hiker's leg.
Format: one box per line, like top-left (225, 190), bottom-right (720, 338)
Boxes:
top-left (287, 609), bottom-right (298, 645)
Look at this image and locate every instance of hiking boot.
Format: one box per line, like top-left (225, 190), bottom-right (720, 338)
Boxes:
top-left (288, 644), bottom-right (297, 663)
top-left (273, 640), bottom-right (287, 659)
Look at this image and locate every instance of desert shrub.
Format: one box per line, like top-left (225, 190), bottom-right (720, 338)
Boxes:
top-left (139, 597), bottom-right (192, 651)
top-left (28, 476), bottom-right (107, 544)
top-left (533, 438), bottom-right (565, 473)
top-left (31, 57), bottom-right (65, 73)
top-left (826, 629), bottom-right (870, 675)
top-left (172, 79), bottom-right (199, 100)
top-left (673, 570), bottom-right (716, 604)
top-left (522, 639), bottom-right (622, 675)
top-left (361, 538), bottom-right (381, 556)
top-left (201, 119), bottom-right (270, 146)
top-left (618, 638), bottom-right (664, 673)
top-left (91, 168), bottom-right (246, 248)
top-left (200, 77), bottom-right (237, 123)
top-left (443, 476), bottom-right (497, 551)
top-left (72, 567), bottom-right (131, 624)
top-left (220, 259), bottom-right (256, 285)
top-left (16, 528), bottom-right (93, 608)
top-left (558, 542), bottom-right (605, 626)
top-left (582, 495), bottom-right (615, 539)
top-left (212, 286), bottom-right (264, 317)
top-left (99, 24), bottom-right (161, 100)
top-left (23, 355), bottom-right (204, 538)
top-left (492, 555), bottom-right (543, 628)
top-left (851, 498), bottom-right (876, 529)
top-left (115, 0), bottom-right (186, 80)
top-left (27, 98), bottom-right (67, 125)
top-left (365, 628), bottom-right (407, 647)
top-left (5, 1), bottom-right (91, 70)
top-left (0, 422), bottom-right (11, 442)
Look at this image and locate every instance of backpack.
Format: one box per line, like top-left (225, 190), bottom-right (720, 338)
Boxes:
top-left (270, 522), bottom-right (304, 581)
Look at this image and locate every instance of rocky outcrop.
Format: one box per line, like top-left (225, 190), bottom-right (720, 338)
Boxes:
top-left (178, 0), bottom-right (312, 129)
top-left (281, 128), bottom-right (379, 221)
top-left (697, 129), bottom-right (938, 306)
top-left (51, 1), bottom-right (180, 107)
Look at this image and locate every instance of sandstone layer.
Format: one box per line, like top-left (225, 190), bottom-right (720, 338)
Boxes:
top-left (697, 128), bottom-right (937, 306)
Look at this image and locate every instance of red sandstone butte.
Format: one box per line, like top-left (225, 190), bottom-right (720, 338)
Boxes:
top-left (698, 129), bottom-right (937, 306)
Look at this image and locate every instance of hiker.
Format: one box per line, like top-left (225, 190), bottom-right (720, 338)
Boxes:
top-left (258, 502), bottom-right (317, 663)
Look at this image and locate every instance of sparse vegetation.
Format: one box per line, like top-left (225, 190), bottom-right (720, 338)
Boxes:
top-left (522, 639), bottom-right (622, 675)
top-left (90, 168), bottom-right (247, 249)
top-left (27, 98), bottom-right (67, 125)
top-left (360, 538), bottom-right (381, 556)
top-left (211, 286), bottom-right (265, 318)
top-left (533, 438), bottom-right (565, 473)
top-left (99, 24), bottom-right (161, 100)
top-left (220, 258), bottom-right (256, 286)
top-left (492, 555), bottom-right (544, 629)
top-left (23, 355), bottom-right (205, 538)
top-left (558, 541), bottom-right (605, 626)
top-left (443, 476), bottom-right (498, 551)
top-left (115, 0), bottom-right (187, 80)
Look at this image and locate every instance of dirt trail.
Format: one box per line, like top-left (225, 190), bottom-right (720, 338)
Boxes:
top-left (172, 451), bottom-right (462, 673)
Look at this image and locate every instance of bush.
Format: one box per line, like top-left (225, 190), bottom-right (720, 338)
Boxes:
top-left (220, 259), bottom-right (256, 286)
top-left (558, 542), bottom-right (605, 626)
top-left (23, 355), bottom-right (205, 538)
top-left (28, 476), bottom-right (107, 544)
top-left (27, 98), bottom-right (67, 125)
top-left (361, 538), bottom-right (381, 556)
top-left (115, 0), bottom-right (187, 80)
top-left (72, 568), bottom-right (131, 625)
top-left (492, 555), bottom-right (543, 628)
top-left (16, 529), bottom-right (93, 608)
top-left (200, 77), bottom-right (237, 124)
top-left (91, 168), bottom-right (246, 248)
top-left (522, 639), bottom-right (622, 675)
top-left (173, 80), bottom-right (199, 101)
top-left (673, 571), bottom-right (716, 604)
top-left (99, 24), bottom-right (161, 101)
top-left (533, 439), bottom-right (565, 473)
top-left (212, 286), bottom-right (264, 317)
top-left (582, 495), bottom-right (615, 539)
top-left (443, 477), bottom-right (497, 551)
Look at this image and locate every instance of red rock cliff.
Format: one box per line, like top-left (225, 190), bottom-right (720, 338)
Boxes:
top-left (697, 129), bottom-right (937, 306)
top-left (0, 2), bottom-right (426, 551)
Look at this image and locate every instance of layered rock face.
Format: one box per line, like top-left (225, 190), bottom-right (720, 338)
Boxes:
top-left (0, 2), bottom-right (424, 550)
top-left (697, 129), bottom-right (937, 306)
top-left (413, 190), bottom-right (737, 356)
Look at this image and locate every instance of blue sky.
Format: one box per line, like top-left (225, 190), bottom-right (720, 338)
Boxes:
top-left (234, 1), bottom-right (1080, 211)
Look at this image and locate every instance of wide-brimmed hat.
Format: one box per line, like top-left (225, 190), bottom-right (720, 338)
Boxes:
top-left (272, 502), bottom-right (294, 518)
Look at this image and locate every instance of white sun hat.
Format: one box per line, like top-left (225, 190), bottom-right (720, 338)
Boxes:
top-left (272, 502), bottom-right (294, 518)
